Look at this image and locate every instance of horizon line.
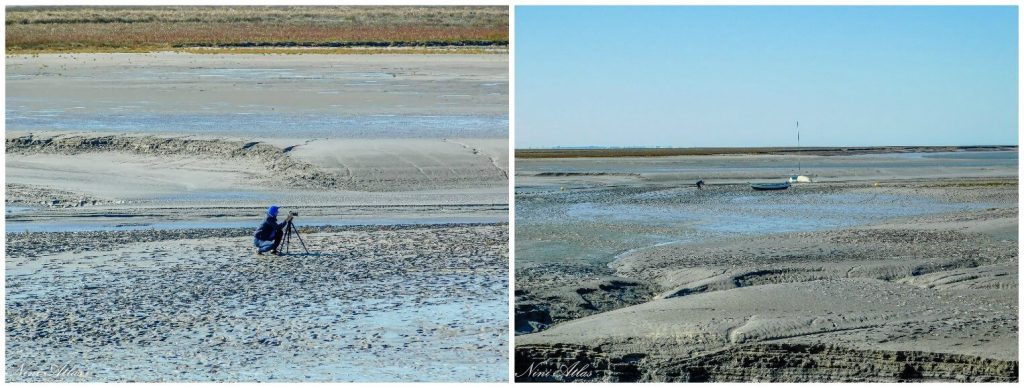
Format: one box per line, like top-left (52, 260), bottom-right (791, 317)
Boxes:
top-left (516, 144), bottom-right (1019, 150)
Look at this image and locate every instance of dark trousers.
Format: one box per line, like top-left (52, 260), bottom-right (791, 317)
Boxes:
top-left (254, 232), bottom-right (283, 253)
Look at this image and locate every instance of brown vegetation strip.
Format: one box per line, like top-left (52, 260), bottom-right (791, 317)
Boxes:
top-left (6, 6), bottom-right (508, 53)
top-left (175, 47), bottom-right (506, 55)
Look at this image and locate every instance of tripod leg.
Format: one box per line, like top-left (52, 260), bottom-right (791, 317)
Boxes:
top-left (282, 222), bottom-right (290, 254)
top-left (292, 223), bottom-right (310, 254)
top-left (284, 223), bottom-right (291, 255)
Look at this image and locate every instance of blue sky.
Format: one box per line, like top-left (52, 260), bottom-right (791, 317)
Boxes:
top-left (516, 6), bottom-right (1018, 148)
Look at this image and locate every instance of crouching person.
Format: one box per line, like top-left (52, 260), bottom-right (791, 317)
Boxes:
top-left (254, 205), bottom-right (293, 255)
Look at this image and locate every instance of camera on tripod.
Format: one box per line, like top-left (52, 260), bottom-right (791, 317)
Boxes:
top-left (281, 210), bottom-right (308, 254)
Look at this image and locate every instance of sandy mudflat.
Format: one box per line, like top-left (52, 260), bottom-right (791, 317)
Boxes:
top-left (5, 52), bottom-right (509, 227)
top-left (6, 53), bottom-right (508, 118)
top-left (6, 224), bottom-right (508, 382)
top-left (6, 52), bottom-right (509, 381)
top-left (514, 152), bottom-right (1017, 382)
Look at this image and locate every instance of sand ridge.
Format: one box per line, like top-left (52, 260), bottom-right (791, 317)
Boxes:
top-left (7, 131), bottom-right (509, 193)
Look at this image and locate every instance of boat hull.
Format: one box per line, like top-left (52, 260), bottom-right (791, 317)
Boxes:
top-left (751, 182), bottom-right (791, 191)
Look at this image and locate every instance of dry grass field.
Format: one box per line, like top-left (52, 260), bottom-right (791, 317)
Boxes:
top-left (6, 6), bottom-right (508, 53)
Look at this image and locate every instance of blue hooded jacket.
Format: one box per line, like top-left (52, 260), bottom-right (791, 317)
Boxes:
top-left (254, 206), bottom-right (287, 241)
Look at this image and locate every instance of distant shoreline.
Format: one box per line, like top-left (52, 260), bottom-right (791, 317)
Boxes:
top-left (516, 145), bottom-right (1018, 159)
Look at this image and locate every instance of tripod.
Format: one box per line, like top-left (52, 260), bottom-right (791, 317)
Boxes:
top-left (280, 218), bottom-right (309, 255)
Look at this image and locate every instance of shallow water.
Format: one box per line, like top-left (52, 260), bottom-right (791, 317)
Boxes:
top-left (543, 191), bottom-right (983, 234)
top-left (6, 109), bottom-right (508, 138)
top-left (516, 186), bottom-right (992, 268)
top-left (6, 54), bottom-right (508, 139)
top-left (900, 151), bottom-right (1019, 160)
top-left (515, 151), bottom-right (1016, 268)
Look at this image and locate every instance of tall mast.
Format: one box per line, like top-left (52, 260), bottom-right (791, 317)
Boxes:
top-left (797, 120), bottom-right (800, 173)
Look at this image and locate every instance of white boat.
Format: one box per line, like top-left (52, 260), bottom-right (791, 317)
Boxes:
top-left (789, 175), bottom-right (812, 183)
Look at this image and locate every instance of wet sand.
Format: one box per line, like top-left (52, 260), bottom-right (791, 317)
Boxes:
top-left (6, 53), bottom-right (508, 120)
top-left (6, 52), bottom-right (509, 224)
top-left (6, 224), bottom-right (508, 382)
top-left (514, 152), bottom-right (1018, 382)
top-left (6, 53), bottom-right (509, 381)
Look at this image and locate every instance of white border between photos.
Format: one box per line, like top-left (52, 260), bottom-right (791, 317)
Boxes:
top-left (507, 3), bottom-right (518, 386)
top-left (2, 1), bottom-right (1022, 387)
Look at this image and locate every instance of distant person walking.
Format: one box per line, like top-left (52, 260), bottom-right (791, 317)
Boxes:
top-left (253, 205), bottom-right (292, 255)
